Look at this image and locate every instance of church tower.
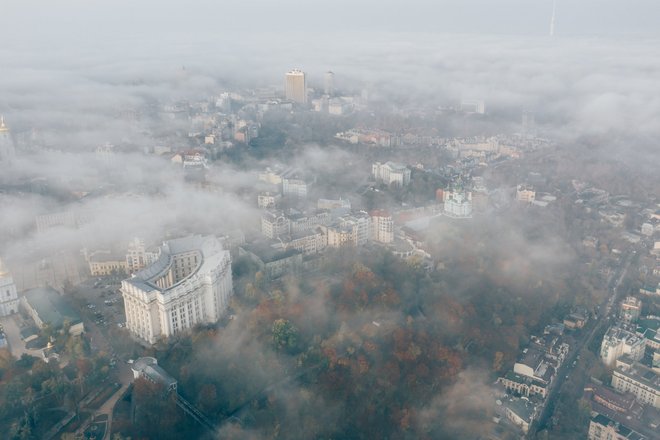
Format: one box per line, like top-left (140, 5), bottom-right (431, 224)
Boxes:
top-left (0, 259), bottom-right (19, 316)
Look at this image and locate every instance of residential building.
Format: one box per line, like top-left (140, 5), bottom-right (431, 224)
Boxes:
top-left (501, 397), bottom-right (537, 434)
top-left (318, 198), bottom-right (351, 211)
top-left (635, 316), bottom-right (660, 352)
top-left (88, 251), bottom-right (128, 276)
top-left (516, 184), bottom-right (536, 203)
top-left (641, 223), bottom-right (654, 237)
top-left (513, 345), bottom-right (558, 386)
top-left (460, 99), bottom-right (485, 114)
top-left (257, 192), bottom-right (281, 209)
top-left (497, 371), bottom-right (548, 398)
top-left (588, 413), bottom-right (647, 440)
top-left (283, 229), bottom-right (327, 255)
top-left (372, 162), bottom-right (411, 186)
top-left (238, 244), bottom-right (302, 280)
top-left (370, 210), bottom-right (394, 244)
top-left (323, 212), bottom-right (371, 248)
top-left (620, 297), bottom-right (642, 323)
top-left (126, 238), bottom-right (160, 274)
top-left (612, 357), bottom-right (660, 408)
top-left (600, 325), bottom-right (646, 367)
top-left (121, 235), bottom-right (233, 344)
top-left (282, 177), bottom-right (308, 198)
top-left (259, 168), bottom-right (283, 185)
top-left (21, 287), bottom-right (84, 335)
top-left (285, 69), bottom-right (307, 104)
top-left (261, 211), bottom-right (291, 239)
top-left (0, 259), bottom-right (19, 316)
top-left (289, 210), bottom-right (331, 234)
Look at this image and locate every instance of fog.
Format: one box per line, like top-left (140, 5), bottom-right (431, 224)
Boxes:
top-left (0, 2), bottom-right (658, 439)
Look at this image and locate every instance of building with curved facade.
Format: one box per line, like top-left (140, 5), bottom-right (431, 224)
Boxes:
top-left (121, 235), bottom-right (232, 344)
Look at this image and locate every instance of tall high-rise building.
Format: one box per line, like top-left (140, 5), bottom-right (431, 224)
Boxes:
top-left (285, 69), bottom-right (307, 104)
top-left (324, 71), bottom-right (335, 96)
top-left (0, 116), bottom-right (16, 162)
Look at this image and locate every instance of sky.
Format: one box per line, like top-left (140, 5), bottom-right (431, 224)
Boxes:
top-left (2, 0), bottom-right (660, 44)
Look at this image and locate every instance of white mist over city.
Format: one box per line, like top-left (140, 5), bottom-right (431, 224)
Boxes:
top-left (0, 1), bottom-right (659, 439)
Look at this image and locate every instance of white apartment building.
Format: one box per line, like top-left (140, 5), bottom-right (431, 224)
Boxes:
top-left (600, 325), bottom-right (646, 367)
top-left (121, 235), bottom-right (233, 344)
top-left (0, 259), bottom-right (19, 316)
top-left (289, 211), bottom-right (331, 234)
top-left (588, 413), bottom-right (647, 440)
top-left (126, 238), bottom-right (160, 274)
top-left (282, 178), bottom-right (308, 198)
top-left (370, 210), bottom-right (394, 243)
top-left (611, 358), bottom-right (660, 408)
top-left (257, 192), bottom-right (281, 209)
top-left (323, 213), bottom-right (371, 248)
top-left (372, 162), bottom-right (411, 186)
top-left (285, 229), bottom-right (327, 255)
top-left (620, 296), bottom-right (642, 323)
top-left (261, 211), bottom-right (291, 239)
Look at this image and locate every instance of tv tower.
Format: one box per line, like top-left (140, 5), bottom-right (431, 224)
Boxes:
top-left (550, 0), bottom-right (556, 37)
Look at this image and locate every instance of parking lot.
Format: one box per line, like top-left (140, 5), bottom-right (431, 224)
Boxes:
top-left (74, 277), bottom-right (126, 331)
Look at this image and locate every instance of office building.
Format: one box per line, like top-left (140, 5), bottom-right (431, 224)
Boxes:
top-left (324, 71), bottom-right (335, 95)
top-left (121, 235), bottom-right (233, 344)
top-left (285, 69), bottom-right (307, 104)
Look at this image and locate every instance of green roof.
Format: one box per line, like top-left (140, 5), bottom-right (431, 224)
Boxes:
top-left (23, 287), bottom-right (82, 328)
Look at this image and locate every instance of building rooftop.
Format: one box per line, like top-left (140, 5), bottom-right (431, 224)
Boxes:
top-left (503, 397), bottom-right (537, 422)
top-left (591, 413), bottom-right (647, 440)
top-left (23, 287), bottom-right (82, 328)
top-left (615, 358), bottom-right (660, 390)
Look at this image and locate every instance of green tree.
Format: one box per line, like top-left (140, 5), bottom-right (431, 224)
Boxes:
top-left (272, 319), bottom-right (299, 352)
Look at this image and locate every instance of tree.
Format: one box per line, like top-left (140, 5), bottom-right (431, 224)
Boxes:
top-left (272, 319), bottom-right (299, 353)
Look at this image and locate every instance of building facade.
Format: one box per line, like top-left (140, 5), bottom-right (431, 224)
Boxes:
top-left (121, 235), bottom-right (233, 344)
top-left (372, 162), bottom-right (411, 186)
top-left (620, 296), bottom-right (642, 323)
top-left (516, 184), bottom-right (536, 203)
top-left (588, 413), bottom-right (647, 440)
top-left (611, 358), bottom-right (660, 408)
top-left (261, 211), bottom-right (291, 239)
top-left (600, 325), bottom-right (646, 367)
top-left (0, 259), bottom-right (19, 316)
top-left (285, 69), bottom-right (307, 104)
top-left (370, 211), bottom-right (394, 243)
top-left (443, 189), bottom-right (473, 218)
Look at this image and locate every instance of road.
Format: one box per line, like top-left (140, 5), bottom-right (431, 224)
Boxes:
top-left (531, 250), bottom-right (634, 435)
